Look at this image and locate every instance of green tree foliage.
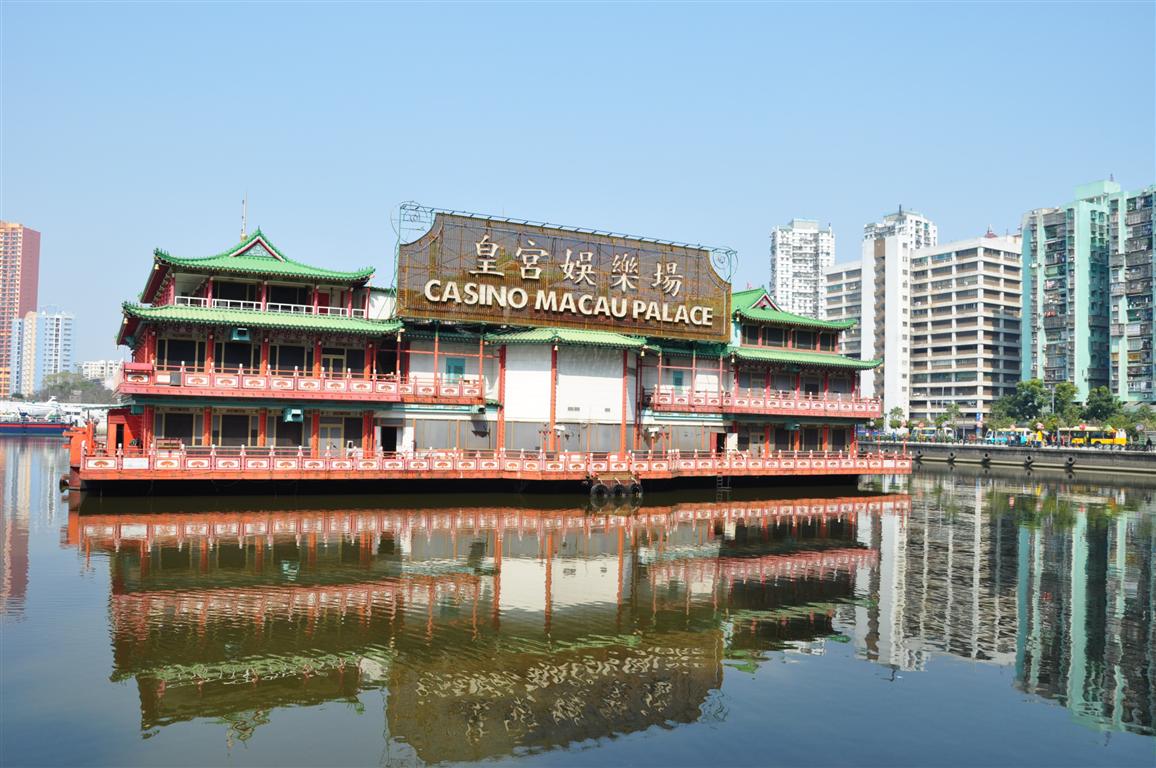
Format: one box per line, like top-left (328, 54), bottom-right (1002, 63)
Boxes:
top-left (887, 406), bottom-right (905, 430)
top-left (934, 397), bottom-right (961, 427)
top-left (1082, 386), bottom-right (1121, 424)
top-left (1012, 379), bottom-right (1047, 423)
top-left (33, 372), bottom-right (118, 404)
top-left (1050, 381), bottom-right (1081, 425)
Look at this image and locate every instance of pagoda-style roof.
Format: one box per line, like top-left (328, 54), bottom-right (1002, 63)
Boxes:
top-left (731, 345), bottom-right (880, 370)
top-left (484, 327), bottom-right (646, 349)
top-left (732, 287), bottom-right (855, 331)
top-left (141, 231), bottom-right (375, 303)
top-left (116, 302), bottom-right (400, 346)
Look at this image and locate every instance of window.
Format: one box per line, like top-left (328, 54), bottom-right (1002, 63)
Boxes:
top-left (444, 357), bottom-right (466, 382)
top-left (672, 370), bottom-right (685, 389)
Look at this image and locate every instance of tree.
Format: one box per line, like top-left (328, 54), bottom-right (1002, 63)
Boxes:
top-left (887, 406), bottom-right (905, 431)
top-left (1050, 381), bottom-right (1081, 425)
top-left (1082, 386), bottom-right (1121, 423)
top-left (933, 402), bottom-right (962, 436)
top-left (870, 416), bottom-right (885, 431)
top-left (33, 372), bottom-right (118, 404)
top-left (989, 394), bottom-right (1015, 429)
top-left (1011, 379), bottom-right (1047, 422)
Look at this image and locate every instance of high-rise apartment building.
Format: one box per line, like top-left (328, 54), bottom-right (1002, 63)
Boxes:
top-left (822, 263), bottom-right (863, 357)
top-left (1109, 185), bottom-right (1155, 403)
top-left (9, 309), bottom-right (73, 397)
top-left (908, 233), bottom-right (1023, 431)
top-left (770, 219), bottom-right (834, 317)
top-left (78, 359), bottom-right (124, 390)
top-left (861, 208), bottom-right (938, 416)
top-left (0, 222), bottom-right (41, 398)
top-left (1021, 181), bottom-right (1122, 400)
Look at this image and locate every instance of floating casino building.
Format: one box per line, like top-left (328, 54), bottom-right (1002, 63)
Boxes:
top-left (69, 207), bottom-right (906, 491)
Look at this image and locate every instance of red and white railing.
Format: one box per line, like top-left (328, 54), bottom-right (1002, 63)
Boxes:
top-left (647, 386), bottom-right (882, 417)
top-left (120, 363), bottom-right (484, 404)
top-left (78, 446), bottom-right (911, 480)
top-left (173, 295), bottom-right (367, 319)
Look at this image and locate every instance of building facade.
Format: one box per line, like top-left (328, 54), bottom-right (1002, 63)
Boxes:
top-left (822, 263), bottom-right (863, 357)
top-left (1109, 184), bottom-right (1155, 403)
top-left (908, 233), bottom-right (1022, 430)
top-left (70, 215), bottom-right (908, 490)
top-left (770, 219), bottom-right (834, 318)
top-left (1020, 181), bottom-right (1121, 399)
top-left (0, 222), bottom-right (41, 398)
top-left (78, 359), bottom-right (124, 391)
top-left (860, 208), bottom-right (938, 416)
top-left (8, 309), bottom-right (73, 397)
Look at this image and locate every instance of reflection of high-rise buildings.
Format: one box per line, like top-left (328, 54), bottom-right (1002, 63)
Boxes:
top-left (849, 472), bottom-right (1154, 737)
top-left (1015, 505), bottom-right (1154, 737)
top-left (846, 477), bottom-right (1019, 670)
top-left (67, 495), bottom-right (902, 758)
top-left (1, 439), bottom-right (67, 617)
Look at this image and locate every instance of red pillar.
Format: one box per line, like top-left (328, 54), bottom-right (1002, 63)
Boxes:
top-left (364, 341), bottom-right (374, 379)
top-left (497, 346), bottom-right (507, 450)
top-left (620, 349), bottom-right (628, 454)
top-left (260, 281), bottom-right (268, 311)
top-left (313, 340), bottom-right (322, 377)
top-left (142, 405), bottom-right (154, 451)
top-left (310, 411), bottom-right (320, 457)
top-left (257, 409), bottom-right (268, 447)
top-left (432, 325), bottom-right (441, 388)
top-left (548, 345), bottom-right (558, 452)
top-left (205, 332), bottom-right (215, 373)
top-left (362, 411), bottom-right (372, 452)
top-left (205, 278), bottom-right (214, 304)
top-left (202, 407), bottom-right (212, 447)
top-left (260, 337), bottom-right (270, 375)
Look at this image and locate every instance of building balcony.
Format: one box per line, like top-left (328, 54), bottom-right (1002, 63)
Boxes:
top-left (172, 295), bottom-right (368, 319)
top-left (645, 386), bottom-right (882, 418)
top-left (119, 362), bottom-right (485, 405)
top-left (76, 446), bottom-right (911, 483)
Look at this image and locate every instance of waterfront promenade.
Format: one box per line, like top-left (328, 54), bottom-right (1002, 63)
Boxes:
top-left (865, 439), bottom-right (1156, 476)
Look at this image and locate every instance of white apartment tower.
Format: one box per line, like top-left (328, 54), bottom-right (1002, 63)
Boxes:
top-left (908, 233), bottom-right (1023, 431)
top-left (770, 219), bottom-right (834, 317)
top-left (862, 208), bottom-right (938, 418)
top-left (822, 263), bottom-right (864, 357)
top-left (8, 309), bottom-right (74, 397)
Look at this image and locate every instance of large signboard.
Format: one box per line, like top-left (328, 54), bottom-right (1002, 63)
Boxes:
top-left (397, 212), bottom-right (731, 342)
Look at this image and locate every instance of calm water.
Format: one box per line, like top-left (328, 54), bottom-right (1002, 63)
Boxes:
top-left (1, 440), bottom-right (1153, 767)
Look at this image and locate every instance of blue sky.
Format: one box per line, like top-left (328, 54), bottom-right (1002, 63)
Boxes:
top-left (2, 1), bottom-right (1153, 358)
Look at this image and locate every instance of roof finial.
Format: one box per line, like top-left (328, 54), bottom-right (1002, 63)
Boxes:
top-left (240, 194), bottom-right (248, 241)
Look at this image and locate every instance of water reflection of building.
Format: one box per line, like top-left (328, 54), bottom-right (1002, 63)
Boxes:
top-left (68, 495), bottom-right (906, 759)
top-left (850, 472), bottom-right (1154, 737)
top-left (1, 439), bottom-right (66, 617)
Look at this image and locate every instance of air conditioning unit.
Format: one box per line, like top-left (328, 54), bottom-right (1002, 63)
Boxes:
top-left (282, 408), bottom-right (304, 423)
top-left (231, 328), bottom-right (251, 342)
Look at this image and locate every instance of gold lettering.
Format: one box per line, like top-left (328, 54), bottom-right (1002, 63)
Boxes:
top-left (423, 280), bottom-right (443, 302)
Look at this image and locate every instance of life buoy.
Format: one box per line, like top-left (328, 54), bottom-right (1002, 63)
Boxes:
top-left (591, 482), bottom-right (609, 500)
top-left (980, 452), bottom-right (991, 466)
top-left (612, 482), bottom-right (628, 498)
top-left (630, 482), bottom-right (643, 497)
top-left (947, 451), bottom-right (956, 464)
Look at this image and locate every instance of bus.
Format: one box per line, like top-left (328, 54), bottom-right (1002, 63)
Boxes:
top-left (911, 426), bottom-right (953, 442)
top-left (1057, 426), bottom-right (1128, 448)
top-left (984, 427), bottom-right (1040, 446)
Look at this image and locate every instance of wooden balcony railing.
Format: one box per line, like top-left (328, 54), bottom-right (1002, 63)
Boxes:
top-left (119, 363), bottom-right (484, 404)
top-left (77, 445), bottom-right (911, 482)
top-left (646, 386), bottom-right (882, 418)
top-left (173, 295), bottom-right (367, 319)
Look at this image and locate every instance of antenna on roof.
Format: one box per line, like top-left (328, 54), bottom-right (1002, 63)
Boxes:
top-left (240, 194), bottom-right (248, 241)
top-left (1109, 173), bottom-right (1115, 182)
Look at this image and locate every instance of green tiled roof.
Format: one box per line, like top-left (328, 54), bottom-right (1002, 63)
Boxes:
top-left (731, 345), bottom-right (880, 370)
top-left (120, 303), bottom-right (400, 338)
top-left (732, 287), bottom-right (855, 330)
top-left (153, 230), bottom-right (374, 283)
top-left (645, 342), bottom-right (729, 358)
top-left (485, 327), bottom-right (646, 349)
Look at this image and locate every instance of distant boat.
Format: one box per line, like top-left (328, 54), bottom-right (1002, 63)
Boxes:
top-left (0, 416), bottom-right (72, 437)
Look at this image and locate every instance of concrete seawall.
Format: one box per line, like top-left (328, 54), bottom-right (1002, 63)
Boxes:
top-left (864, 440), bottom-right (1156, 477)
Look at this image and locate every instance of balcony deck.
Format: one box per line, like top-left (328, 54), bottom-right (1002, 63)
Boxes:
top-left (75, 446), bottom-right (911, 486)
top-left (120, 364), bottom-right (484, 405)
top-left (646, 386), bottom-right (882, 418)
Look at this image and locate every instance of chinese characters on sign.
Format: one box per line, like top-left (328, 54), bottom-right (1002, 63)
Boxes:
top-left (398, 212), bottom-right (730, 341)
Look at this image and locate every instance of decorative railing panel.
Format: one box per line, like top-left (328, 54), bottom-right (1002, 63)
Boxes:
top-left (646, 387), bottom-right (882, 417)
